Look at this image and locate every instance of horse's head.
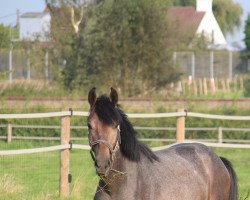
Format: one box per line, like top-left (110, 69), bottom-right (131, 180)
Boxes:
top-left (87, 87), bottom-right (121, 176)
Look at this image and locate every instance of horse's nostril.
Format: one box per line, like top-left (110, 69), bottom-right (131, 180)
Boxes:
top-left (95, 160), bottom-right (111, 171)
top-left (105, 160), bottom-right (111, 169)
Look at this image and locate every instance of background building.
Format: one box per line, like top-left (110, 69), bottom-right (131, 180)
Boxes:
top-left (19, 8), bottom-right (50, 41)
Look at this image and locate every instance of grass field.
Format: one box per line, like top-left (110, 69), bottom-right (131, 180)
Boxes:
top-left (0, 140), bottom-right (249, 200)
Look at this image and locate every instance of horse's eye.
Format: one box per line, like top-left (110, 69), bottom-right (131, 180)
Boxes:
top-left (87, 123), bottom-right (92, 130)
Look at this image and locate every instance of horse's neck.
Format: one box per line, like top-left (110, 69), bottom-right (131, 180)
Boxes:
top-left (102, 151), bottom-right (150, 198)
top-left (104, 150), bottom-right (136, 190)
top-left (109, 150), bottom-right (129, 177)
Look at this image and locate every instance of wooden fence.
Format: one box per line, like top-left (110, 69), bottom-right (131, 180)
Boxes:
top-left (180, 76), bottom-right (244, 96)
top-left (2, 124), bottom-right (250, 144)
top-left (1, 110), bottom-right (250, 197)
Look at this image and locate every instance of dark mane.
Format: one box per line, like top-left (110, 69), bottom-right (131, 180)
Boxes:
top-left (117, 108), bottom-right (159, 162)
top-left (91, 95), bottom-right (159, 163)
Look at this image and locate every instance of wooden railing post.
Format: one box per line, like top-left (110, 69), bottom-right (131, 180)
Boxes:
top-left (7, 124), bottom-right (12, 143)
top-left (60, 112), bottom-right (71, 198)
top-left (218, 127), bottom-right (223, 143)
top-left (176, 109), bottom-right (185, 143)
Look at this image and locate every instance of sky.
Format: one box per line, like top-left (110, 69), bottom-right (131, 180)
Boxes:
top-left (0, 0), bottom-right (249, 49)
top-left (226, 0), bottom-right (250, 49)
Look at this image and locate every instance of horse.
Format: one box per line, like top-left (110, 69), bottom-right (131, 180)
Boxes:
top-left (87, 87), bottom-right (238, 200)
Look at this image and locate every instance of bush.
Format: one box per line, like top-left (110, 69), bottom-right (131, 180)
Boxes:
top-left (243, 74), bottom-right (250, 97)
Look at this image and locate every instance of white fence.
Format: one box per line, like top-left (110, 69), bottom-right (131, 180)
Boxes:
top-left (174, 51), bottom-right (246, 79)
top-left (1, 110), bottom-right (250, 197)
top-left (1, 50), bottom-right (246, 82)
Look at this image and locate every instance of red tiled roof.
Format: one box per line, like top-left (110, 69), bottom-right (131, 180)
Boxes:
top-left (167, 6), bottom-right (205, 35)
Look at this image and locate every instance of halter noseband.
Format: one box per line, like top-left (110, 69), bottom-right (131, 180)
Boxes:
top-left (88, 125), bottom-right (121, 165)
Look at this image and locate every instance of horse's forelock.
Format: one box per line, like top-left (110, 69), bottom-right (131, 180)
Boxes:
top-left (92, 95), bottom-right (120, 125)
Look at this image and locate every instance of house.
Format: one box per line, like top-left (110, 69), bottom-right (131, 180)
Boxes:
top-left (19, 8), bottom-right (51, 41)
top-left (168, 0), bottom-right (227, 48)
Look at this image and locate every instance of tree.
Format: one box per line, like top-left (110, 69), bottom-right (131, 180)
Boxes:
top-left (213, 0), bottom-right (243, 35)
top-left (0, 24), bottom-right (10, 48)
top-left (242, 14), bottom-right (250, 97)
top-left (244, 14), bottom-right (250, 58)
top-left (172, 0), bottom-right (195, 6)
top-left (45, 0), bottom-right (88, 83)
top-left (62, 0), bottom-right (182, 95)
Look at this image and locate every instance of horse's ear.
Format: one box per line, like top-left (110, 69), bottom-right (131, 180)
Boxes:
top-left (109, 87), bottom-right (118, 106)
top-left (88, 87), bottom-right (97, 108)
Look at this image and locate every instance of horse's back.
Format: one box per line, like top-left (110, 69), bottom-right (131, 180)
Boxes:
top-left (152, 143), bottom-right (230, 200)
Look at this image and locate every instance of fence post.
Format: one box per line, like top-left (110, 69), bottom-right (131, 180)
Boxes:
top-left (60, 112), bottom-right (71, 198)
top-left (218, 127), bottom-right (223, 143)
top-left (27, 49), bottom-right (31, 80)
top-left (203, 78), bottom-right (208, 96)
top-left (210, 78), bottom-right (216, 94)
top-left (9, 43), bottom-right (13, 83)
top-left (210, 51), bottom-right (214, 79)
top-left (198, 79), bottom-right (203, 96)
top-left (45, 50), bottom-right (49, 84)
top-left (176, 109), bottom-right (185, 143)
top-left (192, 52), bottom-right (195, 79)
top-left (7, 124), bottom-right (12, 143)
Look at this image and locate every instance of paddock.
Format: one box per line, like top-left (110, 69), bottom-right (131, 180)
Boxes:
top-left (0, 110), bottom-right (250, 199)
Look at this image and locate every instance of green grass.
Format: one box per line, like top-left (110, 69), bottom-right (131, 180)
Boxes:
top-left (0, 140), bottom-right (249, 199)
top-left (0, 80), bottom-right (88, 99)
top-left (0, 140), bottom-right (98, 200)
top-left (212, 148), bottom-right (250, 199)
top-left (0, 79), bottom-right (247, 100)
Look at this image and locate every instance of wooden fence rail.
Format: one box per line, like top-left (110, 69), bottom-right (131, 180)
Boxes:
top-left (1, 110), bottom-right (250, 198)
top-left (2, 124), bottom-right (250, 144)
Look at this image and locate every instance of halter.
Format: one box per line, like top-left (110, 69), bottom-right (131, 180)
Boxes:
top-left (88, 125), bottom-right (121, 166)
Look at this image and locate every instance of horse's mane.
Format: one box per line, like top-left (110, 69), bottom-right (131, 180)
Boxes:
top-left (92, 95), bottom-right (159, 163)
top-left (117, 108), bottom-right (159, 162)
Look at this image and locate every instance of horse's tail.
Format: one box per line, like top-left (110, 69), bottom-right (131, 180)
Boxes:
top-left (220, 157), bottom-right (238, 200)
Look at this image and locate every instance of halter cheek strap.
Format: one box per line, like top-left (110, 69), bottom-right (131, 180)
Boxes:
top-left (89, 125), bottom-right (121, 163)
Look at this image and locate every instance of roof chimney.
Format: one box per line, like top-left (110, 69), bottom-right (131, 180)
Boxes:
top-left (196, 0), bottom-right (212, 12)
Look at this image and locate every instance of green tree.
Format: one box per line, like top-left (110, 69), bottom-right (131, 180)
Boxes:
top-left (45, 0), bottom-right (89, 84)
top-left (213, 0), bottom-right (243, 35)
top-left (0, 24), bottom-right (10, 48)
top-left (244, 14), bottom-right (250, 58)
top-left (243, 14), bottom-right (250, 97)
top-left (172, 0), bottom-right (195, 6)
top-left (62, 0), bottom-right (181, 95)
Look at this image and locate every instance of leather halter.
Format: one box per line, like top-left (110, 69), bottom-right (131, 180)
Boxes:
top-left (88, 125), bottom-right (121, 165)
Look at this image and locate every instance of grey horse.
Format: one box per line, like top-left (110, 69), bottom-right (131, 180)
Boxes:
top-left (87, 87), bottom-right (238, 200)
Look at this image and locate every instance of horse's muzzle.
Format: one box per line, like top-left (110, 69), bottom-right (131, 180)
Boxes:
top-left (95, 159), bottom-right (111, 177)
